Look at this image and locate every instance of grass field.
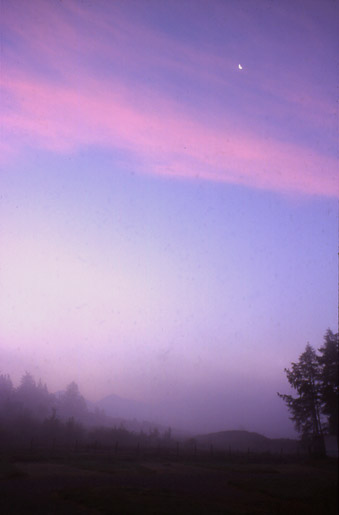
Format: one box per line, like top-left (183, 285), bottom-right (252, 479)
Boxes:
top-left (0, 449), bottom-right (337, 514)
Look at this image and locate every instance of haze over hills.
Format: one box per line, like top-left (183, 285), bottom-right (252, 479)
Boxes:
top-left (90, 389), bottom-right (297, 439)
top-left (93, 393), bottom-right (300, 449)
top-left (92, 393), bottom-right (300, 452)
top-left (94, 394), bottom-right (189, 437)
top-left (194, 430), bottom-right (299, 454)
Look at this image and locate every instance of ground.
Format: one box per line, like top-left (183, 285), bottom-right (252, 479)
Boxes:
top-left (0, 450), bottom-right (337, 514)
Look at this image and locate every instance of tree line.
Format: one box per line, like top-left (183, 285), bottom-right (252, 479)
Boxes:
top-left (278, 329), bottom-right (338, 456)
top-left (1, 329), bottom-right (337, 454)
top-left (0, 372), bottom-right (170, 449)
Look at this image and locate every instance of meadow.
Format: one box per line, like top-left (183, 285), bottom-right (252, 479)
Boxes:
top-left (0, 446), bottom-right (337, 514)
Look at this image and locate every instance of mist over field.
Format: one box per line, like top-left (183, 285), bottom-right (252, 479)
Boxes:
top-left (1, 0), bottom-right (337, 444)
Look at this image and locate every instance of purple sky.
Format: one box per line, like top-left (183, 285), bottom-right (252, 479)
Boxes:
top-left (0, 0), bottom-right (338, 437)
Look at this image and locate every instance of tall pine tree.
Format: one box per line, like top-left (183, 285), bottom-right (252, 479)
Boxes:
top-left (278, 344), bottom-right (325, 455)
top-left (318, 329), bottom-right (338, 442)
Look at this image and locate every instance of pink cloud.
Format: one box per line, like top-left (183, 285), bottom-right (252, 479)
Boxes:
top-left (1, 0), bottom-right (337, 197)
top-left (2, 0), bottom-right (334, 132)
top-left (2, 70), bottom-right (337, 197)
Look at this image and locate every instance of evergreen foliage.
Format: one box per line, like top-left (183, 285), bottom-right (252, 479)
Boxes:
top-left (0, 371), bottom-right (170, 449)
top-left (278, 329), bottom-right (339, 454)
top-left (318, 329), bottom-right (338, 439)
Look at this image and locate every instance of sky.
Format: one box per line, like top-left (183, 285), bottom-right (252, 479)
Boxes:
top-left (0, 0), bottom-right (338, 438)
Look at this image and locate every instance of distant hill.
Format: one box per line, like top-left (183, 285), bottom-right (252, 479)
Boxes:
top-left (93, 394), bottom-right (299, 448)
top-left (195, 430), bottom-right (298, 454)
top-left (95, 394), bottom-right (189, 438)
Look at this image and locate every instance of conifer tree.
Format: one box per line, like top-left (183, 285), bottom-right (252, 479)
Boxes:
top-left (278, 343), bottom-right (325, 455)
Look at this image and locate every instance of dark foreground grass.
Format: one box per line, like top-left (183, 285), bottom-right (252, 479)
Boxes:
top-left (0, 451), bottom-right (337, 514)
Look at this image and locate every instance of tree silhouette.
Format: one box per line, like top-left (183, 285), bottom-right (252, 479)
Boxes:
top-left (278, 343), bottom-right (325, 456)
top-left (0, 373), bottom-right (13, 404)
top-left (0, 373), bottom-right (14, 418)
top-left (59, 382), bottom-right (87, 421)
top-left (318, 329), bottom-right (338, 442)
top-left (16, 372), bottom-right (54, 419)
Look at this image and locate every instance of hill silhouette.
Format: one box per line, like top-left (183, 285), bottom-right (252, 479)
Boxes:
top-left (195, 430), bottom-right (298, 453)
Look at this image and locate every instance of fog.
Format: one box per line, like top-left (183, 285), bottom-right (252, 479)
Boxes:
top-left (0, 343), bottom-right (322, 439)
top-left (1, 0), bottom-right (337, 445)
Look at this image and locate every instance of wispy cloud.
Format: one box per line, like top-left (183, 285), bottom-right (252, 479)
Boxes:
top-left (1, 0), bottom-right (337, 197)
